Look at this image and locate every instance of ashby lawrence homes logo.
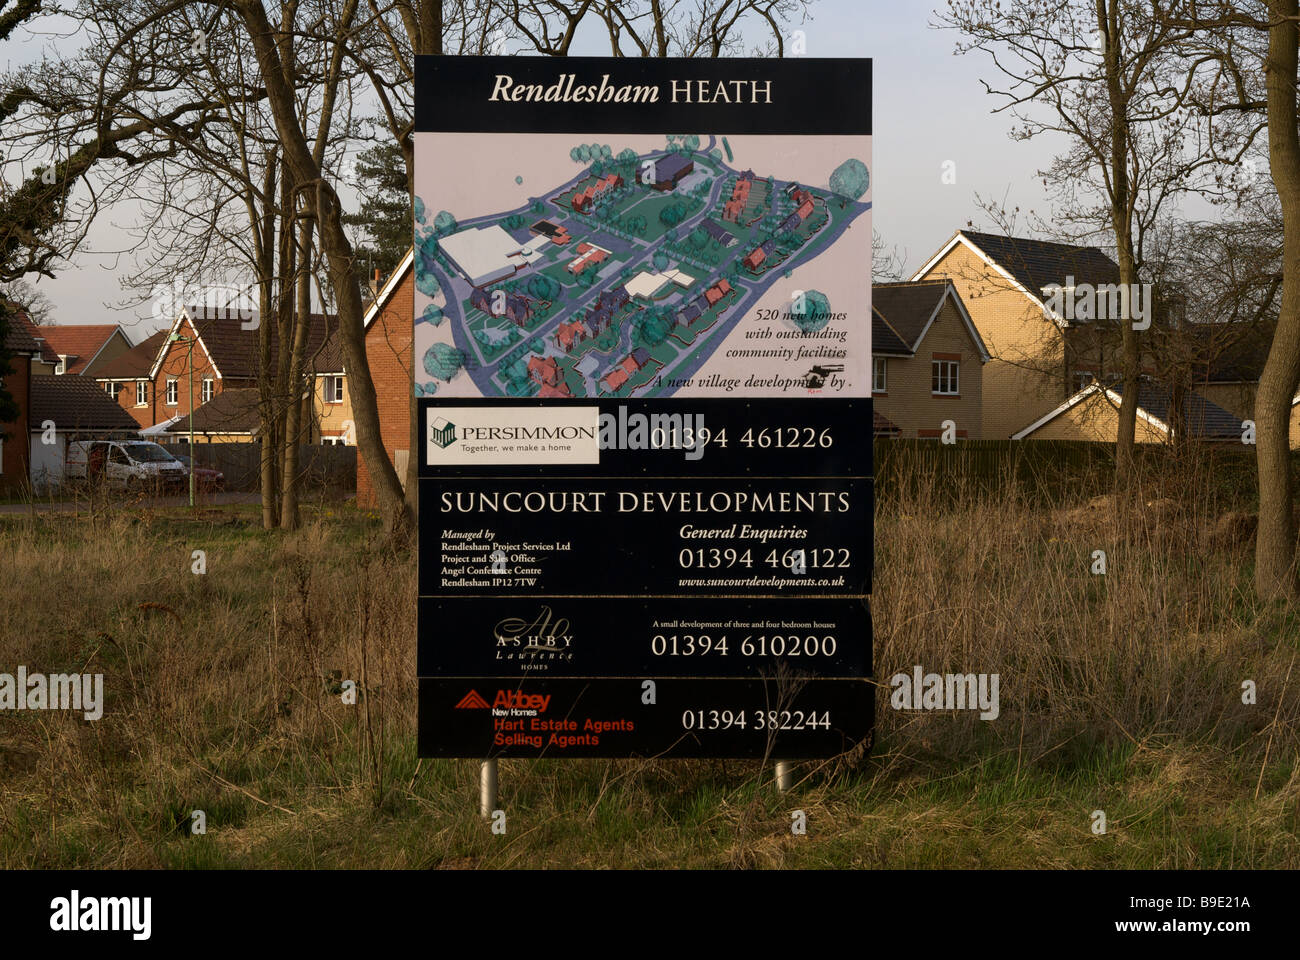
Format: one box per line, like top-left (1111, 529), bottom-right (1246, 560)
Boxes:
top-left (427, 406), bottom-right (600, 466)
top-left (457, 688), bottom-right (552, 717)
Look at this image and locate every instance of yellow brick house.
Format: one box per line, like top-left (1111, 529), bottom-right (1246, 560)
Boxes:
top-left (871, 279), bottom-right (989, 439)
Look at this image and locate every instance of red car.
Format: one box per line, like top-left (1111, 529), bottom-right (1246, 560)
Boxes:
top-left (172, 454), bottom-right (226, 491)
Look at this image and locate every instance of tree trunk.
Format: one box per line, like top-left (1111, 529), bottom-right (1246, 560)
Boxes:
top-left (238, 0), bottom-right (413, 537)
top-left (280, 219), bottom-right (314, 530)
top-left (1256, 0), bottom-right (1300, 601)
top-left (1101, 0), bottom-right (1141, 491)
top-left (258, 157), bottom-right (281, 529)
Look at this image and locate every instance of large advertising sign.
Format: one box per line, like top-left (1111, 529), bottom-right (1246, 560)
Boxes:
top-left (415, 56), bottom-right (872, 759)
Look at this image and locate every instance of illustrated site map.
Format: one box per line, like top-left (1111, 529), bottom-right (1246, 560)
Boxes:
top-left (413, 132), bottom-right (871, 399)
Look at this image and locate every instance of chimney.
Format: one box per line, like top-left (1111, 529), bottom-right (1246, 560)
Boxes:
top-left (371, 267), bottom-right (381, 298)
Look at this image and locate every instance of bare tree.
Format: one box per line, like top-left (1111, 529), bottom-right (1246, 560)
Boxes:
top-left (939, 0), bottom-right (1253, 487)
top-left (1155, 0), bottom-right (1300, 599)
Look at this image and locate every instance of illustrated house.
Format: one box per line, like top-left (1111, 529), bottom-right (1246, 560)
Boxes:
top-left (601, 367), bottom-right (629, 392)
top-left (571, 173), bottom-right (623, 214)
top-left (651, 154), bottom-right (694, 191)
top-left (871, 280), bottom-right (990, 440)
top-left (601, 353), bottom-right (643, 393)
top-left (743, 241), bottom-right (775, 274)
top-left (504, 293), bottom-right (533, 327)
top-left (567, 243), bottom-right (610, 275)
top-left (910, 230), bottom-right (1124, 439)
top-left (677, 303), bottom-right (702, 327)
top-left (471, 283), bottom-right (533, 326)
top-left (699, 219), bottom-right (737, 247)
top-left (537, 380), bottom-right (572, 398)
top-left (527, 355), bottom-right (562, 388)
top-left (530, 220), bottom-right (571, 245)
top-left (555, 319), bottom-right (588, 352)
top-left (721, 177), bottom-right (753, 222)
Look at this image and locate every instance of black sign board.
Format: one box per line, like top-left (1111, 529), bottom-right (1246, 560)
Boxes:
top-left (415, 56), bottom-right (872, 759)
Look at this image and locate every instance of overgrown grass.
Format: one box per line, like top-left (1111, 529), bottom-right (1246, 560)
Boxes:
top-left (0, 456), bottom-right (1297, 869)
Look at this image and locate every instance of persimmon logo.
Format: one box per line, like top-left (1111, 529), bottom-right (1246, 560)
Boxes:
top-left (456, 690), bottom-right (491, 709)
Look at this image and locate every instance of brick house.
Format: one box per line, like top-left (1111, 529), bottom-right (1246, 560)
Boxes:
top-left (910, 230), bottom-right (1123, 439)
top-left (94, 306), bottom-right (341, 442)
top-left (357, 249), bottom-right (414, 509)
top-left (871, 280), bottom-right (989, 439)
top-left (93, 331), bottom-right (170, 427)
top-left (0, 313), bottom-right (41, 493)
top-left (1011, 380), bottom-right (1246, 444)
top-left (32, 323), bottom-right (134, 377)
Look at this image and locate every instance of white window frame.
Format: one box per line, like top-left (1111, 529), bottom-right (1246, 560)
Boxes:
top-left (324, 375), bottom-right (344, 404)
top-left (872, 357), bottom-right (887, 394)
top-left (321, 436), bottom-right (345, 446)
top-left (201, 377), bottom-right (214, 404)
top-left (136, 381), bottom-right (148, 407)
top-left (166, 379), bottom-right (178, 406)
top-left (931, 359), bottom-right (959, 397)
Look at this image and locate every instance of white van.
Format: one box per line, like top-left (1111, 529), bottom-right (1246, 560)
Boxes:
top-left (65, 440), bottom-right (188, 491)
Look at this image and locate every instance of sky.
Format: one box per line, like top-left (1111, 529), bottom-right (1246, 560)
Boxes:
top-left (1, 0), bottom-right (1063, 341)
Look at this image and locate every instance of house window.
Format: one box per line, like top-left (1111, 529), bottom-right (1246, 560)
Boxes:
top-left (321, 435), bottom-right (345, 446)
top-left (931, 359), bottom-right (959, 396)
top-left (1072, 371), bottom-right (1095, 394)
top-left (54, 356), bottom-right (67, 375)
top-left (324, 375), bottom-right (344, 404)
top-left (872, 357), bottom-right (887, 394)
top-left (202, 378), bottom-right (214, 404)
top-left (166, 379), bottom-right (178, 406)
top-left (136, 381), bottom-right (148, 407)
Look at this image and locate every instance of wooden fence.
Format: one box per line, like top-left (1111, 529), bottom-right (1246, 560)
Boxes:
top-left (873, 439), bottom-right (1262, 502)
top-left (157, 443), bottom-right (356, 494)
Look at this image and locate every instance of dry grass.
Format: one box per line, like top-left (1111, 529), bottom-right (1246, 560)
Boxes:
top-left (0, 458), bottom-right (1296, 869)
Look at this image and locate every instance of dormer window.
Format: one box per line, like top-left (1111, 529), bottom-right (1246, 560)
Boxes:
top-left (54, 355), bottom-right (67, 375)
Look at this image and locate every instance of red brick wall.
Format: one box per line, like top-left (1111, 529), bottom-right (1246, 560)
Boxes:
top-left (113, 378), bottom-right (154, 427)
top-left (0, 356), bottom-right (31, 492)
top-left (152, 316), bottom-right (222, 426)
top-left (357, 269), bottom-right (413, 508)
